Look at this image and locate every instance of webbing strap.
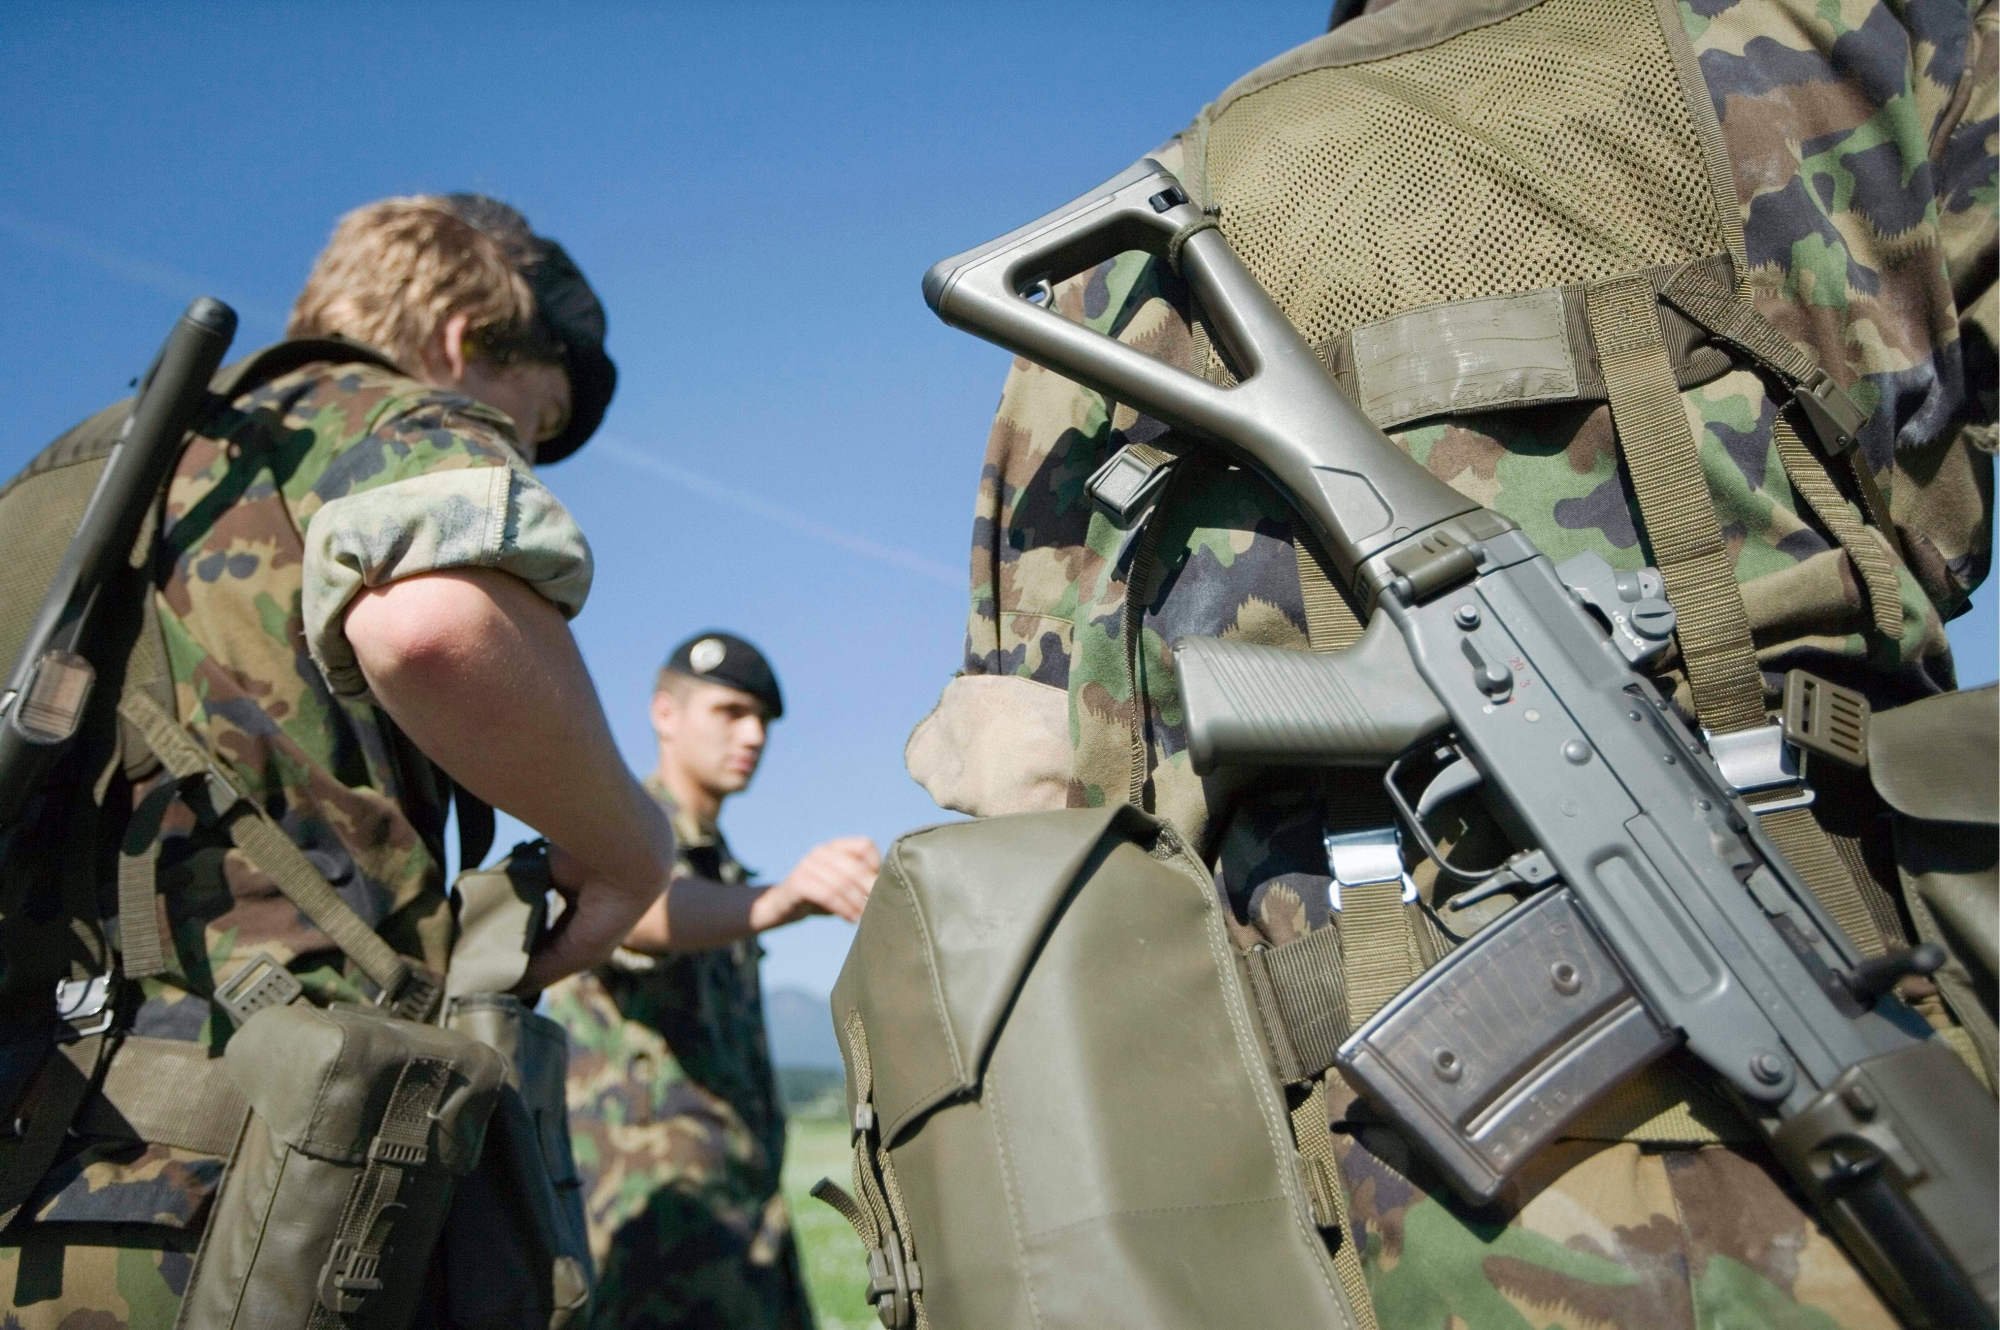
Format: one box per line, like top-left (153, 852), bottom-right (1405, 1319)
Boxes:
top-left (1588, 273), bottom-right (1768, 734)
top-left (314, 1056), bottom-right (452, 1319)
top-left (1559, 1059), bottom-right (1752, 1145)
top-left (835, 1012), bottom-right (928, 1330)
top-left (1590, 276), bottom-right (1889, 960)
top-left (1338, 883), bottom-right (1427, 1028)
top-left (1755, 802), bottom-right (1888, 957)
top-left (1123, 470), bottom-right (1179, 810)
top-left (1660, 265), bottom-right (1906, 637)
top-left (0, 1034), bottom-right (107, 1226)
top-left (72, 1035), bottom-right (249, 1157)
top-left (116, 780), bottom-right (180, 981)
top-left (1290, 1076), bottom-right (1379, 1330)
top-left (116, 689), bottom-right (429, 1011)
top-left (1771, 415), bottom-right (1906, 642)
top-left (1243, 927), bottom-right (1351, 1084)
top-left (1294, 528), bottom-right (1365, 652)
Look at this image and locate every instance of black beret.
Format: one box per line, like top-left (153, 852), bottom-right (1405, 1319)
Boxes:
top-left (444, 194), bottom-right (616, 465)
top-left (665, 632), bottom-right (784, 718)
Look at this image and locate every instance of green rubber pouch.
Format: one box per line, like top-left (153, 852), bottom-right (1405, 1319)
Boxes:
top-left (174, 1001), bottom-right (507, 1330)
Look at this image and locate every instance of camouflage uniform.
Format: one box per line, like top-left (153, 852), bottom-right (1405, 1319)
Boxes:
top-left (0, 354), bottom-right (593, 1327)
top-left (915, 0), bottom-right (1995, 1324)
top-left (546, 781), bottom-right (813, 1330)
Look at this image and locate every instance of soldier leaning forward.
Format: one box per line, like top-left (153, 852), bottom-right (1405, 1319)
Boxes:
top-left (905, 0), bottom-right (1996, 1325)
top-left (552, 633), bottom-right (877, 1330)
top-left (0, 196), bottom-right (752, 1328)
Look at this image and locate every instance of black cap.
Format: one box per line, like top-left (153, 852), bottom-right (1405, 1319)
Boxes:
top-left (444, 194), bottom-right (617, 465)
top-left (665, 632), bottom-right (784, 718)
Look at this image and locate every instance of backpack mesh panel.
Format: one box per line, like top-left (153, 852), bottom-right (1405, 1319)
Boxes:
top-left (1194, 0), bottom-right (1726, 345)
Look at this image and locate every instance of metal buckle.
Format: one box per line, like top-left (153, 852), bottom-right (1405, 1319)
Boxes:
top-left (1705, 723), bottom-right (1815, 812)
top-left (1781, 670), bottom-right (1869, 769)
top-left (54, 975), bottom-right (114, 1038)
top-left (1085, 443), bottom-right (1175, 523)
top-left (1323, 825), bottom-right (1419, 913)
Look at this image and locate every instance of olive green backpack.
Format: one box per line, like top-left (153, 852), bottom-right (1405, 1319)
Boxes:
top-left (818, 806), bottom-right (1369, 1330)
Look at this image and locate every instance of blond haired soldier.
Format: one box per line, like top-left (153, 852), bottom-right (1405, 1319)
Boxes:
top-left (0, 196), bottom-right (768, 1326)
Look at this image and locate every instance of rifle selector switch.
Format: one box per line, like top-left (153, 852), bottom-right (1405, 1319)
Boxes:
top-left (1461, 639), bottom-right (1512, 697)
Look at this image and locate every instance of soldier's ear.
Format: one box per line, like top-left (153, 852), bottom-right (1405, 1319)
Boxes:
top-left (650, 687), bottom-right (679, 743)
top-left (419, 313), bottom-right (474, 387)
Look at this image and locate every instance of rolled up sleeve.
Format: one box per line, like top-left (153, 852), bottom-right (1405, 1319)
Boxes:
top-left (301, 460), bottom-right (594, 697)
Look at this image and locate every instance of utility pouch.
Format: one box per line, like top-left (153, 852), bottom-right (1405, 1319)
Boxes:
top-left (175, 1001), bottom-right (507, 1330)
top-left (820, 806), bottom-right (1362, 1330)
top-left (438, 994), bottom-right (592, 1330)
top-left (1868, 685), bottom-right (1999, 1083)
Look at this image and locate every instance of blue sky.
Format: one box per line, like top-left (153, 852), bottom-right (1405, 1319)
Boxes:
top-left (4, 4), bottom-right (1991, 998)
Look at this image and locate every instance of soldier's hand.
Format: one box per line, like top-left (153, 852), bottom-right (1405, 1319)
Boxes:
top-left (751, 836), bottom-right (880, 928)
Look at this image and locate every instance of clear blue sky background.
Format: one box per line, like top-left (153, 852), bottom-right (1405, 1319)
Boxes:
top-left (3, 4), bottom-right (1991, 998)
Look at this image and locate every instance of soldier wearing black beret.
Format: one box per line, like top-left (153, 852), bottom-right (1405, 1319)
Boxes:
top-left (547, 632), bottom-right (878, 1329)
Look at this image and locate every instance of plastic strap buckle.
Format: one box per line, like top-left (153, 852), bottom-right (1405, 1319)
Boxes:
top-left (317, 1240), bottom-right (385, 1313)
top-left (1086, 443), bottom-right (1175, 523)
top-left (1794, 368), bottom-right (1866, 456)
top-left (213, 951), bottom-right (303, 1027)
top-left (1781, 669), bottom-right (1870, 770)
top-left (380, 964), bottom-right (443, 1024)
top-left (866, 1241), bottom-right (922, 1329)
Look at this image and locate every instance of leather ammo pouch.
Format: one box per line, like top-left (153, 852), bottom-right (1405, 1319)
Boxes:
top-left (823, 805), bottom-right (1359, 1329)
top-left (176, 1001), bottom-right (507, 1330)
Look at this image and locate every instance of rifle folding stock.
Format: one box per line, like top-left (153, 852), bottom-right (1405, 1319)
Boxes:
top-left (926, 160), bottom-right (1997, 1328)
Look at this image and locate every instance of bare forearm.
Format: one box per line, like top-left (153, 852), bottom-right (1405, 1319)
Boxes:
top-left (624, 876), bottom-right (775, 953)
top-left (345, 568), bottom-right (670, 978)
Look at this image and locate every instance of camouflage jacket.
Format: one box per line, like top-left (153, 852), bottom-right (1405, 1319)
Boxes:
top-left (908, 0), bottom-right (1995, 1324)
top-left (133, 355), bottom-right (592, 1044)
top-left (0, 351), bottom-right (593, 1318)
top-left (546, 784), bottom-right (810, 1329)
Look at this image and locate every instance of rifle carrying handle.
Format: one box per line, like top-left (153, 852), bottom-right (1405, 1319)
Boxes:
top-left (1175, 611), bottom-right (1448, 775)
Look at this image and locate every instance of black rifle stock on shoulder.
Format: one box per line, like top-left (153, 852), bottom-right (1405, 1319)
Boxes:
top-left (924, 162), bottom-right (1996, 1329)
top-left (0, 298), bottom-right (236, 831)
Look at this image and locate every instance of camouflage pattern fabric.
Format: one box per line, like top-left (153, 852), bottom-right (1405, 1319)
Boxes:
top-left (546, 782), bottom-right (812, 1330)
top-left (0, 354), bottom-right (594, 1327)
top-left (947, 1), bottom-right (1994, 1324)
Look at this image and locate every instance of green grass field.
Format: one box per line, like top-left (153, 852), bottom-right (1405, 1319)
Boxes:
top-left (784, 1115), bottom-right (875, 1330)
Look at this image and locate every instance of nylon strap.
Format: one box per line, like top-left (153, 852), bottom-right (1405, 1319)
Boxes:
top-left (116, 689), bottom-right (426, 1009)
top-left (1589, 275), bottom-right (1889, 961)
top-left (313, 1055), bottom-right (453, 1321)
top-left (1290, 1076), bottom-right (1380, 1330)
top-left (1294, 527), bottom-right (1365, 652)
top-left (836, 1011), bottom-right (928, 1330)
top-left (1242, 927), bottom-right (1352, 1084)
top-left (1588, 273), bottom-right (1768, 734)
top-left (0, 1034), bottom-right (107, 1226)
top-left (115, 779), bottom-right (180, 982)
top-left (1338, 882), bottom-right (1427, 1027)
top-left (1660, 265), bottom-right (1906, 638)
top-left (1123, 471), bottom-right (1178, 810)
top-left (1754, 801), bottom-right (1888, 957)
top-left (71, 1035), bottom-right (249, 1156)
top-left (1770, 415), bottom-right (1906, 642)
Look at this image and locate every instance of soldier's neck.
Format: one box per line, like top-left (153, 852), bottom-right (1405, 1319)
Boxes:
top-left (653, 752), bottom-right (723, 830)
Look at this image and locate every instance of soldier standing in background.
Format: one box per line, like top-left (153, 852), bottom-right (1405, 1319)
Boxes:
top-left (550, 632), bottom-right (879, 1330)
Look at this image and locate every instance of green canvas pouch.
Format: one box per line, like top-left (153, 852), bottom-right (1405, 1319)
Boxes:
top-left (174, 1001), bottom-right (507, 1330)
top-left (825, 805), bottom-right (1361, 1330)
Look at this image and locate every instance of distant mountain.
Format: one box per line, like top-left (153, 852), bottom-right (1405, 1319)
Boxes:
top-left (765, 986), bottom-right (843, 1069)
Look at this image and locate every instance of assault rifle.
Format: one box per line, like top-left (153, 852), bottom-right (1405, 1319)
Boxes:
top-left (923, 160), bottom-right (1996, 1329)
top-left (0, 298), bottom-right (236, 831)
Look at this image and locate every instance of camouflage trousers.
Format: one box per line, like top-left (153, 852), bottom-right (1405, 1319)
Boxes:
top-left (1330, 1077), bottom-right (1896, 1330)
top-left (551, 972), bottom-right (814, 1330)
top-left (0, 1225), bottom-right (197, 1329)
